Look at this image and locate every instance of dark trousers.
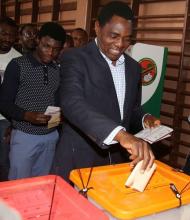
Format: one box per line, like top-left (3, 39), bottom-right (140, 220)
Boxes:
top-left (0, 119), bottom-right (10, 181)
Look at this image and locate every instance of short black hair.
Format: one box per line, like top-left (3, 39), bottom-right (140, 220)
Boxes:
top-left (19, 23), bottom-right (37, 35)
top-left (38, 22), bottom-right (66, 45)
top-left (0, 16), bottom-right (17, 29)
top-left (97, 1), bottom-right (134, 27)
top-left (72, 28), bottom-right (88, 42)
top-left (73, 28), bottom-right (88, 35)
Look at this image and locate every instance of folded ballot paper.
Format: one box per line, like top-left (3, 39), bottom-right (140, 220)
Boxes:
top-left (134, 125), bottom-right (173, 144)
top-left (125, 160), bottom-right (157, 192)
top-left (44, 106), bottom-right (61, 129)
top-left (0, 200), bottom-right (22, 220)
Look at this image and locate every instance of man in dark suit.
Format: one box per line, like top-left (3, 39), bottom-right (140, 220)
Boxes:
top-left (52, 1), bottom-right (160, 182)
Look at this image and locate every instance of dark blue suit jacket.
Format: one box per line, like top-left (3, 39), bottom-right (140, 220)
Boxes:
top-left (52, 41), bottom-right (145, 181)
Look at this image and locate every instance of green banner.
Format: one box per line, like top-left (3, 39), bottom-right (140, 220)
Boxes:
top-left (127, 43), bottom-right (168, 118)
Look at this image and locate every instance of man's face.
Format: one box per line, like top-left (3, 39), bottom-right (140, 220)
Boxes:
top-left (20, 26), bottom-right (37, 51)
top-left (0, 23), bottom-right (17, 53)
top-left (35, 36), bottom-right (63, 64)
top-left (95, 15), bottom-right (132, 62)
top-left (71, 30), bottom-right (88, 48)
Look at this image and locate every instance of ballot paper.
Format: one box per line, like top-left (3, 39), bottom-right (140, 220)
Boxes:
top-left (125, 160), bottom-right (157, 192)
top-left (135, 125), bottom-right (173, 144)
top-left (44, 106), bottom-right (61, 129)
top-left (0, 200), bottom-right (22, 220)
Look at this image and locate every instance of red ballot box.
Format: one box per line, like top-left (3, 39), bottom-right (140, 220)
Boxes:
top-left (70, 160), bottom-right (190, 220)
top-left (0, 175), bottom-right (108, 220)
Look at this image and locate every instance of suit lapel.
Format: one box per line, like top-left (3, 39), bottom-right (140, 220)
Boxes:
top-left (123, 55), bottom-right (134, 121)
top-left (88, 41), bottom-right (121, 120)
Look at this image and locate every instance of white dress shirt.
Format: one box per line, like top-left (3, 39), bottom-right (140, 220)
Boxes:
top-left (95, 39), bottom-right (126, 145)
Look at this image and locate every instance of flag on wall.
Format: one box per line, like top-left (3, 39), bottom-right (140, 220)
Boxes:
top-left (127, 43), bottom-right (168, 118)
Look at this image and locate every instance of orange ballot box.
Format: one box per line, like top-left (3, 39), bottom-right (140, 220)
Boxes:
top-left (70, 161), bottom-right (190, 220)
top-left (0, 175), bottom-right (108, 220)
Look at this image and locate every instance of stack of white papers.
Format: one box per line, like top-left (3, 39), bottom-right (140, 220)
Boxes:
top-left (135, 125), bottom-right (173, 144)
top-left (44, 106), bottom-right (61, 129)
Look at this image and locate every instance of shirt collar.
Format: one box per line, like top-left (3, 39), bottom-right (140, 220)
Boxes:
top-left (95, 38), bottom-right (125, 66)
top-left (26, 52), bottom-right (58, 68)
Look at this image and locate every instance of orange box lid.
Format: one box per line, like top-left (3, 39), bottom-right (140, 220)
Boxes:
top-left (69, 160), bottom-right (190, 220)
top-left (0, 175), bottom-right (108, 220)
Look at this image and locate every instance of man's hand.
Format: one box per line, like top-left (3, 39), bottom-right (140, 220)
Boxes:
top-left (3, 126), bottom-right (12, 144)
top-left (24, 111), bottom-right (51, 125)
top-left (114, 130), bottom-right (155, 172)
top-left (143, 114), bottom-right (160, 128)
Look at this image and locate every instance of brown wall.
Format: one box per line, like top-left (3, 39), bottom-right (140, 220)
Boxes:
top-left (1, 0), bottom-right (91, 33)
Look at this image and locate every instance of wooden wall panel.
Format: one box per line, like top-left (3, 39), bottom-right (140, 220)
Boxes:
top-left (1, 0), bottom-right (90, 33)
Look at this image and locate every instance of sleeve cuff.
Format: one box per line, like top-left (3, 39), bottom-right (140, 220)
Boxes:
top-left (142, 113), bottom-right (151, 129)
top-left (103, 126), bottom-right (125, 145)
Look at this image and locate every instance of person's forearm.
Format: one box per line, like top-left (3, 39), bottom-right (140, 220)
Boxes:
top-left (114, 129), bottom-right (130, 143)
top-left (0, 60), bottom-right (24, 121)
top-left (0, 102), bottom-right (25, 121)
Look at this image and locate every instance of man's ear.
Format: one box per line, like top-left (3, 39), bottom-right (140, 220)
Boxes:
top-left (94, 21), bottom-right (100, 36)
top-left (36, 37), bottom-right (40, 45)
